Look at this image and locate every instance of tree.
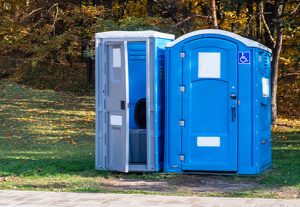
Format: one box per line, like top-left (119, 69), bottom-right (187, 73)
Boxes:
top-left (147, 0), bottom-right (154, 16)
top-left (0, 0), bottom-right (299, 112)
top-left (211, 0), bottom-right (218, 28)
top-left (261, 0), bottom-right (299, 123)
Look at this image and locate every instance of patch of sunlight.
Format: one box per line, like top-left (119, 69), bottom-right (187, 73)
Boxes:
top-left (26, 127), bottom-right (93, 137)
top-left (20, 108), bottom-right (94, 117)
top-left (79, 102), bottom-right (94, 105)
top-left (0, 104), bottom-right (22, 110)
top-left (13, 117), bottom-right (47, 123)
top-left (273, 146), bottom-right (300, 151)
top-left (275, 117), bottom-right (300, 128)
top-left (48, 109), bottom-right (95, 117)
top-left (0, 135), bottom-right (23, 140)
top-left (0, 103), bottom-right (15, 110)
top-left (4, 156), bottom-right (45, 161)
top-left (18, 99), bottom-right (59, 103)
top-left (8, 151), bottom-right (55, 155)
top-left (28, 128), bottom-right (81, 136)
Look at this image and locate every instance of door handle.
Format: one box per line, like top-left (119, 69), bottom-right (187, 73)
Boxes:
top-left (230, 93), bottom-right (237, 99)
top-left (231, 106), bottom-right (236, 122)
top-left (120, 101), bottom-right (126, 110)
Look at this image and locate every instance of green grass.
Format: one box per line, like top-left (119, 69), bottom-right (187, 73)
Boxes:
top-left (260, 129), bottom-right (300, 188)
top-left (0, 80), bottom-right (299, 198)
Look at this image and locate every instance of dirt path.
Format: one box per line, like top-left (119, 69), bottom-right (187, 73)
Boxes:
top-left (96, 175), bottom-right (299, 199)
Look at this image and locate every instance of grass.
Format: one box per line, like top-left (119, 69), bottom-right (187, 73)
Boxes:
top-left (261, 125), bottom-right (300, 188)
top-left (0, 80), bottom-right (299, 198)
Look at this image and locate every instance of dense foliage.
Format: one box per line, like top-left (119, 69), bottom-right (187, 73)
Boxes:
top-left (0, 0), bottom-right (299, 117)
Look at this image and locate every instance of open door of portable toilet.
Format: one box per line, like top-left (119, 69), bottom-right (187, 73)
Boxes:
top-left (164, 29), bottom-right (272, 175)
top-left (95, 31), bottom-right (174, 172)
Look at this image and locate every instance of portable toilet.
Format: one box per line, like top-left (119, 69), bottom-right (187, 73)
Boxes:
top-left (164, 29), bottom-right (272, 175)
top-left (95, 31), bottom-right (175, 172)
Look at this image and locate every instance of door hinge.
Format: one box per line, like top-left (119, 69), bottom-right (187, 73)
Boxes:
top-left (179, 86), bottom-right (185, 93)
top-left (180, 52), bottom-right (185, 58)
top-left (179, 154), bottom-right (185, 161)
top-left (179, 120), bottom-right (185, 127)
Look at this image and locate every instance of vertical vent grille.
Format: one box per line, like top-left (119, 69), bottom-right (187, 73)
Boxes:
top-left (264, 54), bottom-right (270, 70)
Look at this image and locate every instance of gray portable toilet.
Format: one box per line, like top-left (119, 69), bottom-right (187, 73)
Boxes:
top-left (95, 31), bottom-right (174, 172)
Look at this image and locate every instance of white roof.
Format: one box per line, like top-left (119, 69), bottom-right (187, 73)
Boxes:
top-left (166, 29), bottom-right (272, 53)
top-left (96, 30), bottom-right (175, 40)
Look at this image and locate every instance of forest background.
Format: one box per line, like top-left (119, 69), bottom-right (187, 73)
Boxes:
top-left (0, 0), bottom-right (299, 121)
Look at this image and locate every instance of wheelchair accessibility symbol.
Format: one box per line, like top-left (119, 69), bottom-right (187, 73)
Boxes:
top-left (238, 52), bottom-right (250, 64)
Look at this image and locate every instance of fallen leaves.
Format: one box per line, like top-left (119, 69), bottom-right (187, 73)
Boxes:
top-left (0, 177), bottom-right (8, 182)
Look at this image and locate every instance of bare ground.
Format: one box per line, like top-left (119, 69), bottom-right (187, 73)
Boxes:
top-left (96, 175), bottom-right (300, 199)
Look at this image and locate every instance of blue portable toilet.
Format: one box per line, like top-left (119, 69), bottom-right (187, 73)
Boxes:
top-left (164, 29), bottom-right (272, 175)
top-left (95, 31), bottom-right (174, 172)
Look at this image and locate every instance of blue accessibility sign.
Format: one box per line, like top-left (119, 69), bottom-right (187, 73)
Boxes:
top-left (238, 52), bottom-right (250, 64)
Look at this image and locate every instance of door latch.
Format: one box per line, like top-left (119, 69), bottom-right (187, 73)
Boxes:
top-left (120, 101), bottom-right (126, 110)
top-left (230, 93), bottom-right (237, 100)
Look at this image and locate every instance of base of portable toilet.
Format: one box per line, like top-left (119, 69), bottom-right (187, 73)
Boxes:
top-left (95, 31), bottom-right (174, 172)
top-left (164, 29), bottom-right (272, 175)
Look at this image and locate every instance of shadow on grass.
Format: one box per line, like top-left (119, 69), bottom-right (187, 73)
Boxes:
top-left (0, 81), bottom-right (95, 178)
top-left (0, 156), bottom-right (95, 176)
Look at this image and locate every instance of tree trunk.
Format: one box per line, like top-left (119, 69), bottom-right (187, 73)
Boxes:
top-left (242, 2), bottom-right (253, 35)
top-left (271, 27), bottom-right (283, 124)
top-left (211, 0), bottom-right (218, 28)
top-left (93, 0), bottom-right (100, 6)
top-left (256, 0), bottom-right (263, 41)
top-left (86, 57), bottom-right (95, 85)
top-left (147, 0), bottom-right (154, 16)
top-left (104, 0), bottom-right (113, 9)
top-left (270, 0), bottom-right (284, 124)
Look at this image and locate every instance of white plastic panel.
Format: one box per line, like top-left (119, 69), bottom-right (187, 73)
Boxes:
top-left (262, 77), bottom-right (270, 97)
top-left (197, 136), bottom-right (220, 147)
top-left (166, 29), bottom-right (272, 53)
top-left (96, 30), bottom-right (175, 40)
top-left (110, 115), bottom-right (122, 126)
top-left (113, 48), bottom-right (121, 68)
top-left (198, 52), bottom-right (221, 78)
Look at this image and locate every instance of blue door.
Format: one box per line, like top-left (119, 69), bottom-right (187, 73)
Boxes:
top-left (181, 38), bottom-right (238, 171)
